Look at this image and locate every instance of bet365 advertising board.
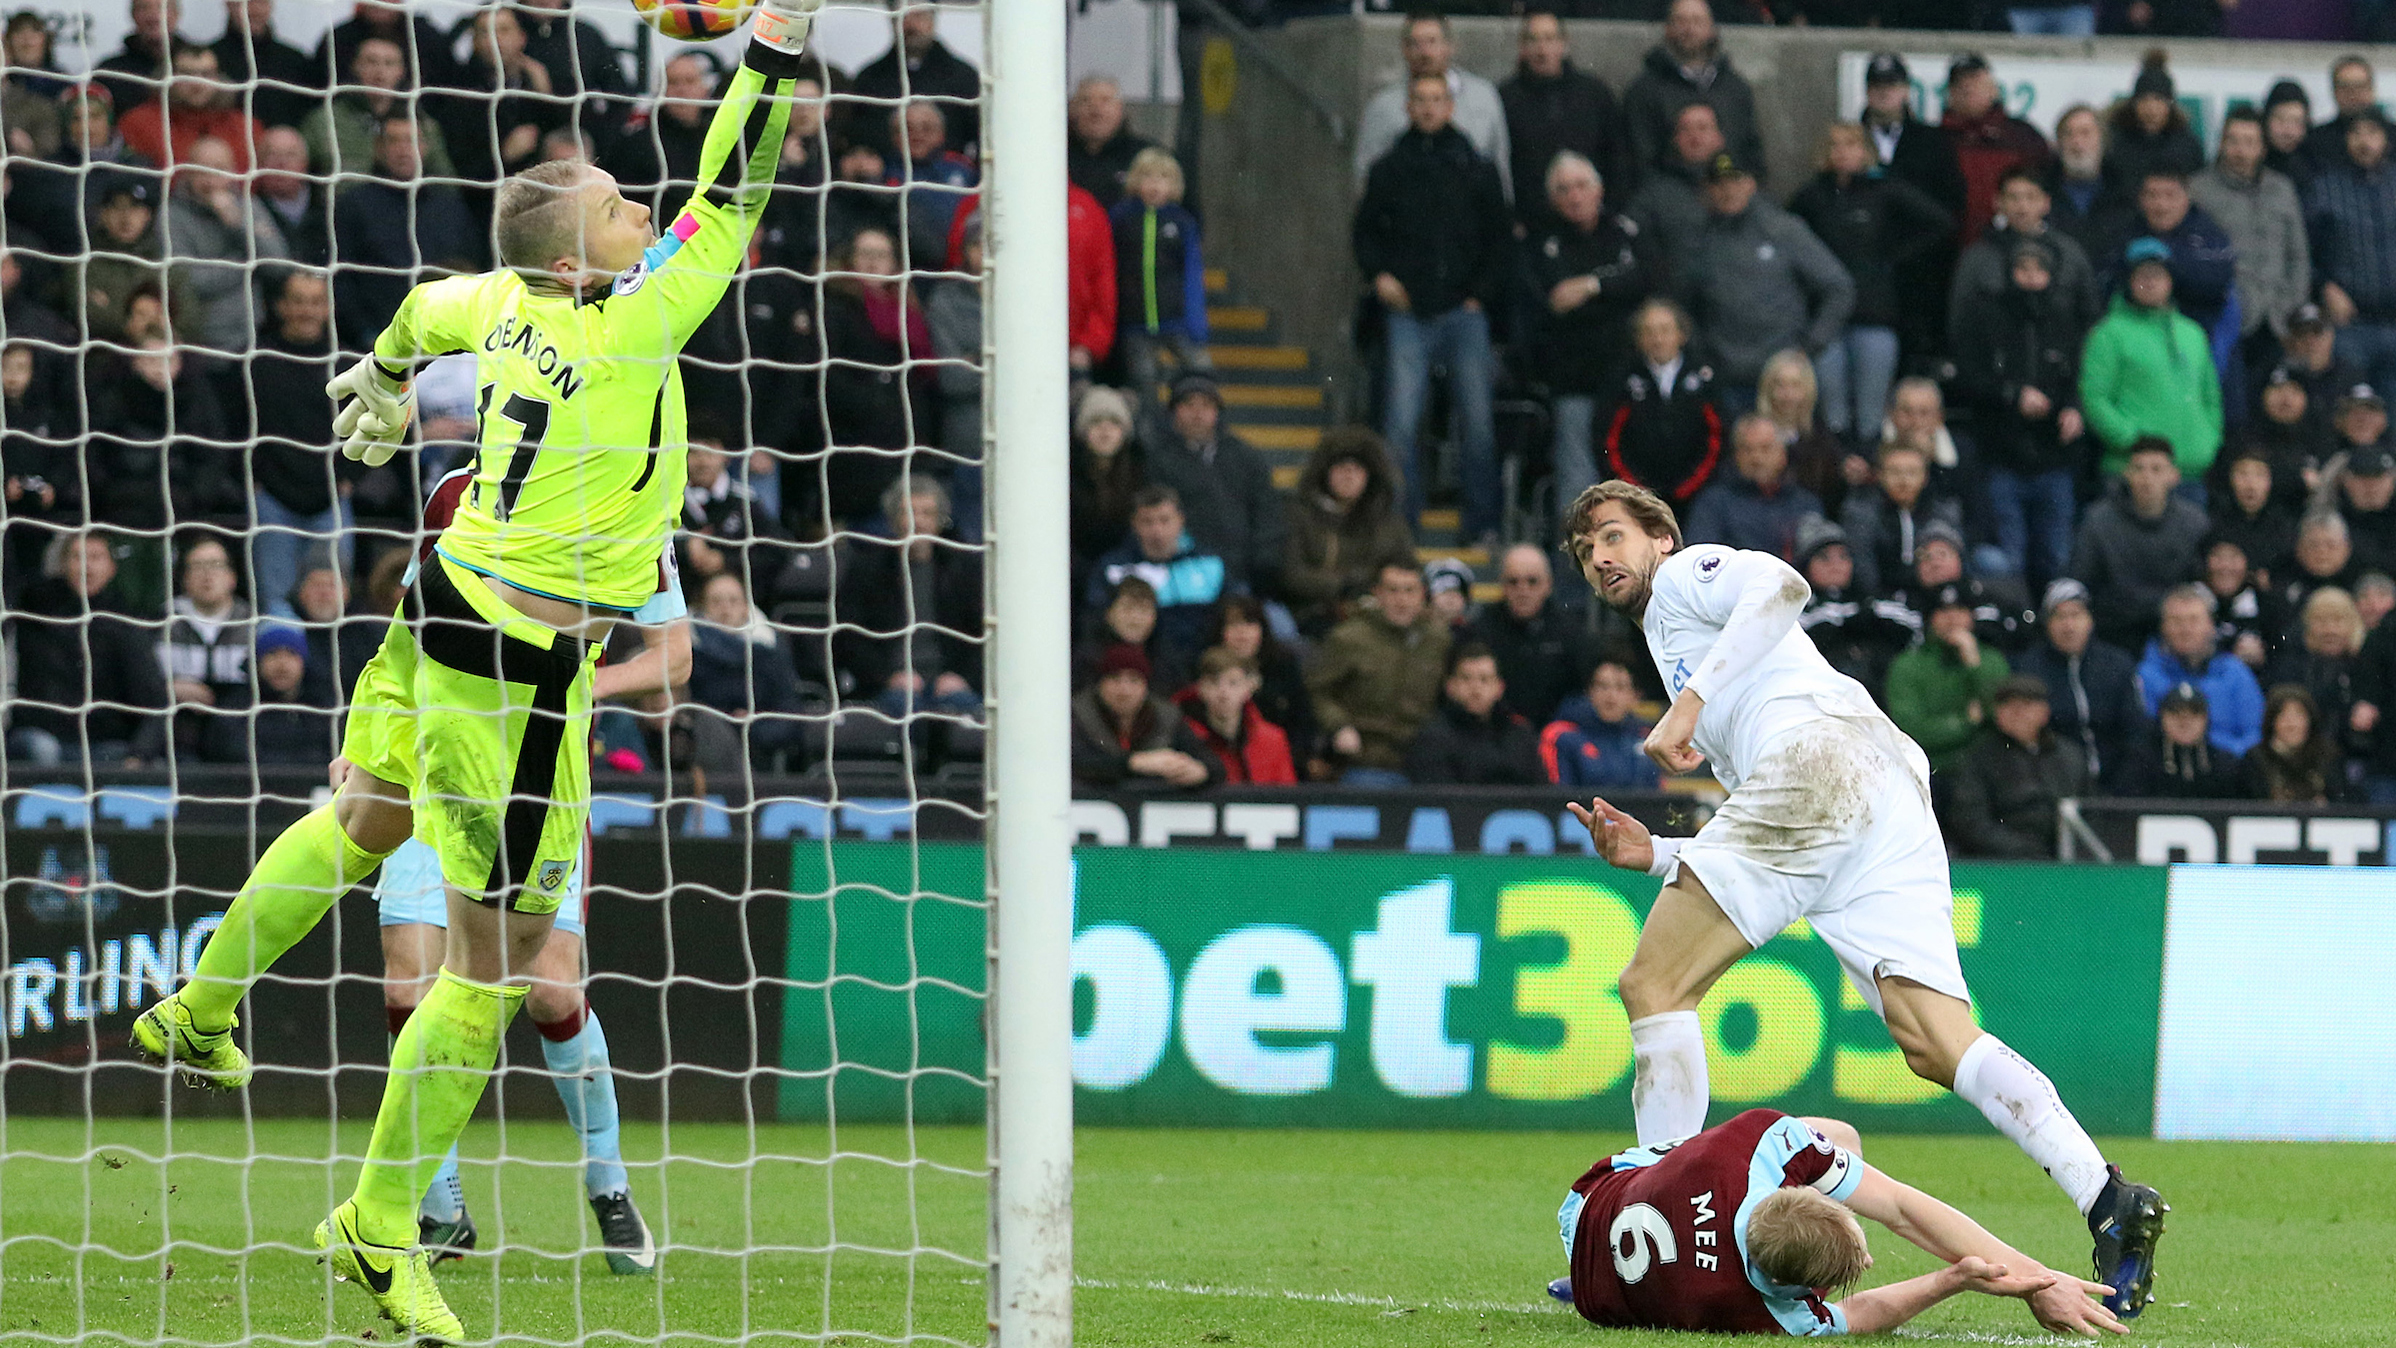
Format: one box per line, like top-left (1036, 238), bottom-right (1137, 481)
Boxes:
top-left (780, 847), bottom-right (2171, 1135)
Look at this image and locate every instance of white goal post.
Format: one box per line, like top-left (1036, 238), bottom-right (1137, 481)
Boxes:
top-left (981, 0), bottom-right (1075, 1344)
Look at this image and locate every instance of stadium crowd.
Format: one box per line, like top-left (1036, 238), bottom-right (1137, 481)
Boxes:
top-left (13, 1), bottom-right (2396, 857)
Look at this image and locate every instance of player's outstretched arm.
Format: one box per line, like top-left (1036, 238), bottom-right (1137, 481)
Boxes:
top-left (618, 4), bottom-right (814, 349)
top-left (1846, 1164), bottom-right (2125, 1337)
top-left (1836, 1258), bottom-right (2057, 1335)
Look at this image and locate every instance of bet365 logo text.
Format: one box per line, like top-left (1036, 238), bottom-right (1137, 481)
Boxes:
top-left (1071, 878), bottom-right (1980, 1107)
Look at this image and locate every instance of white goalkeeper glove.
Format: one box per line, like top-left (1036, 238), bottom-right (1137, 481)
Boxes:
top-left (324, 357), bottom-right (413, 468)
top-left (752, 0), bottom-right (822, 54)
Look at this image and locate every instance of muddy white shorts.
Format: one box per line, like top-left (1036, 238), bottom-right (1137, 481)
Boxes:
top-left (1668, 713), bottom-right (1969, 1017)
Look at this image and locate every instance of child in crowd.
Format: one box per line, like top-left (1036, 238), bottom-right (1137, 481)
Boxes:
top-left (1174, 645), bottom-right (1297, 785)
top-left (1109, 146), bottom-right (1209, 405)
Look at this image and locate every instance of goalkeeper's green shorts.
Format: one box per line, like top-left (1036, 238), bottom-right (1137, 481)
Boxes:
top-left (343, 553), bottom-right (601, 915)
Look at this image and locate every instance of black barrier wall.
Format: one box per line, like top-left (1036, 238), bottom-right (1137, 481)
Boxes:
top-left (0, 829), bottom-right (789, 1120)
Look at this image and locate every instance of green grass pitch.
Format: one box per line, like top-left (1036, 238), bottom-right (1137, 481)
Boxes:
top-left (0, 1118), bottom-right (2387, 1345)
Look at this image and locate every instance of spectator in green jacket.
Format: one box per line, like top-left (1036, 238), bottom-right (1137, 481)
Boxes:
top-left (1306, 561), bottom-right (1451, 785)
top-left (2079, 236), bottom-right (2222, 480)
top-left (1887, 582), bottom-right (2013, 773)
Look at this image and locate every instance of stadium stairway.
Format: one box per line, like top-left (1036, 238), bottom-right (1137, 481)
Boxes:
top-left (1195, 267), bottom-right (1505, 608)
top-left (1197, 266), bottom-right (1323, 487)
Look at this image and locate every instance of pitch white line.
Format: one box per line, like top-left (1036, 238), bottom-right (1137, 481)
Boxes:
top-left (1074, 1279), bottom-right (2256, 1347)
top-left (1072, 1275), bottom-right (1566, 1316)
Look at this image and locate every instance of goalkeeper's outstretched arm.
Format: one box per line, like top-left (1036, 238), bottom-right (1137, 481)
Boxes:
top-left (609, 2), bottom-right (818, 347)
top-left (322, 3), bottom-right (820, 462)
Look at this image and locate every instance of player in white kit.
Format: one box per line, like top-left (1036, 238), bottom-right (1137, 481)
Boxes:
top-left (1558, 481), bottom-right (2167, 1318)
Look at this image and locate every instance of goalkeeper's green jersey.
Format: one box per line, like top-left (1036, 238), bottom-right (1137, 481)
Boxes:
top-left (370, 44), bottom-right (801, 612)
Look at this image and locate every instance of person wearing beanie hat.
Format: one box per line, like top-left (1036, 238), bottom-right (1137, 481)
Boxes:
top-left (198, 621), bottom-right (342, 767)
top-left (1070, 640), bottom-right (1219, 790)
top-left (2248, 360), bottom-right (2333, 483)
top-left (1951, 223), bottom-right (2089, 593)
top-left (1075, 384), bottom-right (1136, 439)
top-left (2080, 237), bottom-right (2223, 479)
top-left (2118, 675), bottom-right (2242, 798)
top-left (2104, 53), bottom-right (2204, 196)
top-left (1422, 554), bottom-right (1477, 630)
top-left (2260, 80), bottom-right (2317, 193)
top-left (1795, 514), bottom-right (1915, 698)
top-left (1069, 385), bottom-right (1150, 604)
top-left (2209, 438), bottom-right (2303, 567)
top-left (2015, 576), bottom-right (2147, 789)
top-left (1146, 366), bottom-right (1282, 590)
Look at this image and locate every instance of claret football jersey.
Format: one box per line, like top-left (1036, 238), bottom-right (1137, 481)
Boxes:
top-left (1565, 1109), bottom-right (1864, 1336)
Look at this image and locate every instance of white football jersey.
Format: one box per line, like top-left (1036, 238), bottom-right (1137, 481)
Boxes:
top-left (1642, 544), bottom-right (1896, 792)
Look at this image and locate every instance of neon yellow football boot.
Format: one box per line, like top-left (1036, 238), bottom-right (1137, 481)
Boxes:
top-left (129, 993), bottom-right (251, 1090)
top-left (315, 1200), bottom-right (465, 1344)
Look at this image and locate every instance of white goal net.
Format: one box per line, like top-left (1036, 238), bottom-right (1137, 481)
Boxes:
top-left (0, 1), bottom-right (1070, 1344)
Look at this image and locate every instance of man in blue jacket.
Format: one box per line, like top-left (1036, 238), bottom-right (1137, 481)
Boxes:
top-left (1087, 485), bottom-right (1239, 662)
top-left (2136, 582), bottom-right (2265, 755)
top-left (1543, 659), bottom-right (1660, 789)
top-left (2015, 579), bottom-right (2148, 791)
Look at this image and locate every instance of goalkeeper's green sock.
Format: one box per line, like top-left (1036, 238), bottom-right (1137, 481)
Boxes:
top-left (183, 805), bottom-right (389, 1029)
top-left (353, 969), bottom-right (526, 1247)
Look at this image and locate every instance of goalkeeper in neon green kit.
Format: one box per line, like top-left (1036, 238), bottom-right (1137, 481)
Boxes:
top-left (130, 4), bottom-right (820, 1338)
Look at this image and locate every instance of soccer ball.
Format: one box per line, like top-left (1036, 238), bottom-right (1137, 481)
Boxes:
top-left (629, 0), bottom-right (752, 42)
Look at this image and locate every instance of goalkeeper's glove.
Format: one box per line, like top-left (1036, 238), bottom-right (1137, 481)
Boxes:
top-left (325, 357), bottom-right (413, 468)
top-left (752, 0), bottom-right (822, 54)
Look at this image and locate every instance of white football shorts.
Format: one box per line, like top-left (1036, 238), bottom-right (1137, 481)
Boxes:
top-left (373, 836), bottom-right (587, 938)
top-left (1668, 710), bottom-right (1968, 1017)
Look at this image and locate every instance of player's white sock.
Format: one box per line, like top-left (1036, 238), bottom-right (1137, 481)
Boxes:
top-left (1952, 1034), bottom-right (2110, 1213)
top-left (1628, 1011), bottom-right (1708, 1146)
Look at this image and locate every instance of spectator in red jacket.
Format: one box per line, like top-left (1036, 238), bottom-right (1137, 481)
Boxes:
top-left (1939, 53), bottom-right (2051, 247)
top-left (117, 42), bottom-right (264, 172)
top-left (1174, 646), bottom-right (1298, 785)
top-left (946, 184), bottom-right (1116, 370)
